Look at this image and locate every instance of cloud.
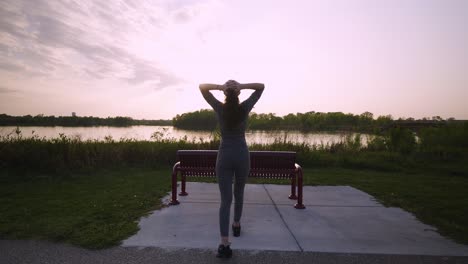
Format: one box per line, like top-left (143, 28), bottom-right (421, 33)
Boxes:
top-left (0, 86), bottom-right (18, 93)
top-left (173, 7), bottom-right (197, 23)
top-left (126, 59), bottom-right (182, 87)
top-left (0, 0), bottom-right (186, 90)
top-left (0, 61), bottom-right (23, 72)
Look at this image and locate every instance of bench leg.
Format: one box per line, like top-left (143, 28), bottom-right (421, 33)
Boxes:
top-left (170, 163), bottom-right (180, 205)
top-left (179, 174), bottom-right (188, 196)
top-left (294, 166), bottom-right (306, 209)
top-left (288, 176), bottom-right (297, 200)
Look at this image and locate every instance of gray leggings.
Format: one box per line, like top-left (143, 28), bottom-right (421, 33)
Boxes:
top-left (216, 143), bottom-right (250, 237)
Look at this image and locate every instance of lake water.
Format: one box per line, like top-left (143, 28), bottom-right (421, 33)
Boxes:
top-left (0, 126), bottom-right (369, 146)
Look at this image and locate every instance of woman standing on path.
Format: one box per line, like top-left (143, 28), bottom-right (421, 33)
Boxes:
top-left (199, 80), bottom-right (264, 258)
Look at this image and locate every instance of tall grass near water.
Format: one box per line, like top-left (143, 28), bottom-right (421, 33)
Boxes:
top-left (0, 130), bottom-right (219, 174)
top-left (1, 124), bottom-right (467, 175)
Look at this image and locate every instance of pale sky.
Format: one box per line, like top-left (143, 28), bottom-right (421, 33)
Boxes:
top-left (1, 0), bottom-right (467, 119)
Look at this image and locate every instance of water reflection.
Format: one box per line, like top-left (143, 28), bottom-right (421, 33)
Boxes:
top-left (0, 126), bottom-right (369, 146)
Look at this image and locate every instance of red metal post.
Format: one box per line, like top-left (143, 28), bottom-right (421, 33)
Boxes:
top-left (179, 173), bottom-right (188, 196)
top-left (288, 174), bottom-right (297, 200)
top-left (294, 164), bottom-right (306, 209)
top-left (170, 162), bottom-right (180, 205)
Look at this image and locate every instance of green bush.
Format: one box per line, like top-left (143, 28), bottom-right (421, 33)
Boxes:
top-left (387, 127), bottom-right (416, 154)
top-left (418, 123), bottom-right (468, 159)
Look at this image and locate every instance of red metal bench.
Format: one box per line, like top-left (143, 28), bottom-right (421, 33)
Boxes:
top-left (170, 150), bottom-right (305, 209)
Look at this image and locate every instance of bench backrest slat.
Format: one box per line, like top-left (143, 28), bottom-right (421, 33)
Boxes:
top-left (177, 150), bottom-right (296, 178)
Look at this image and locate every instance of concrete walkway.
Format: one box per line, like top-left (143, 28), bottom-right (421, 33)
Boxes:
top-left (123, 182), bottom-right (468, 256)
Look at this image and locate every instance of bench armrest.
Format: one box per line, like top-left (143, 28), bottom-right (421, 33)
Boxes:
top-left (295, 163), bottom-right (302, 171)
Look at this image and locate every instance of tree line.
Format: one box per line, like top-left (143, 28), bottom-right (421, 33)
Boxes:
top-left (0, 114), bottom-right (172, 127)
top-left (2, 111), bottom-right (458, 131)
top-left (172, 110), bottom-right (455, 132)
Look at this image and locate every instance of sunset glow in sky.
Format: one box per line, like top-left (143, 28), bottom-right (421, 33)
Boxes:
top-left (1, 0), bottom-right (467, 119)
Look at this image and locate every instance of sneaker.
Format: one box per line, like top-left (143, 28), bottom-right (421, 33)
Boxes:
top-left (232, 224), bottom-right (241, 237)
top-left (216, 244), bottom-right (232, 258)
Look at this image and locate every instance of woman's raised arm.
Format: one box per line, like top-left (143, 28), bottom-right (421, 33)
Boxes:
top-left (199, 83), bottom-right (225, 91)
top-left (199, 83), bottom-right (225, 112)
top-left (240, 83), bottom-right (265, 112)
top-left (238, 83), bottom-right (265, 91)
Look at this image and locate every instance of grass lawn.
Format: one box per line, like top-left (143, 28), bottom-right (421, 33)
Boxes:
top-left (0, 167), bottom-right (467, 249)
top-left (0, 168), bottom-right (172, 249)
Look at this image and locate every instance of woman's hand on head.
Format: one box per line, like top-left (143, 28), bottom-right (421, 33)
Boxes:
top-left (225, 80), bottom-right (240, 94)
top-left (218, 84), bottom-right (227, 91)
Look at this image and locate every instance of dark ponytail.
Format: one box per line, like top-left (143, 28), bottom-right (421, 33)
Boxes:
top-left (223, 89), bottom-right (245, 129)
